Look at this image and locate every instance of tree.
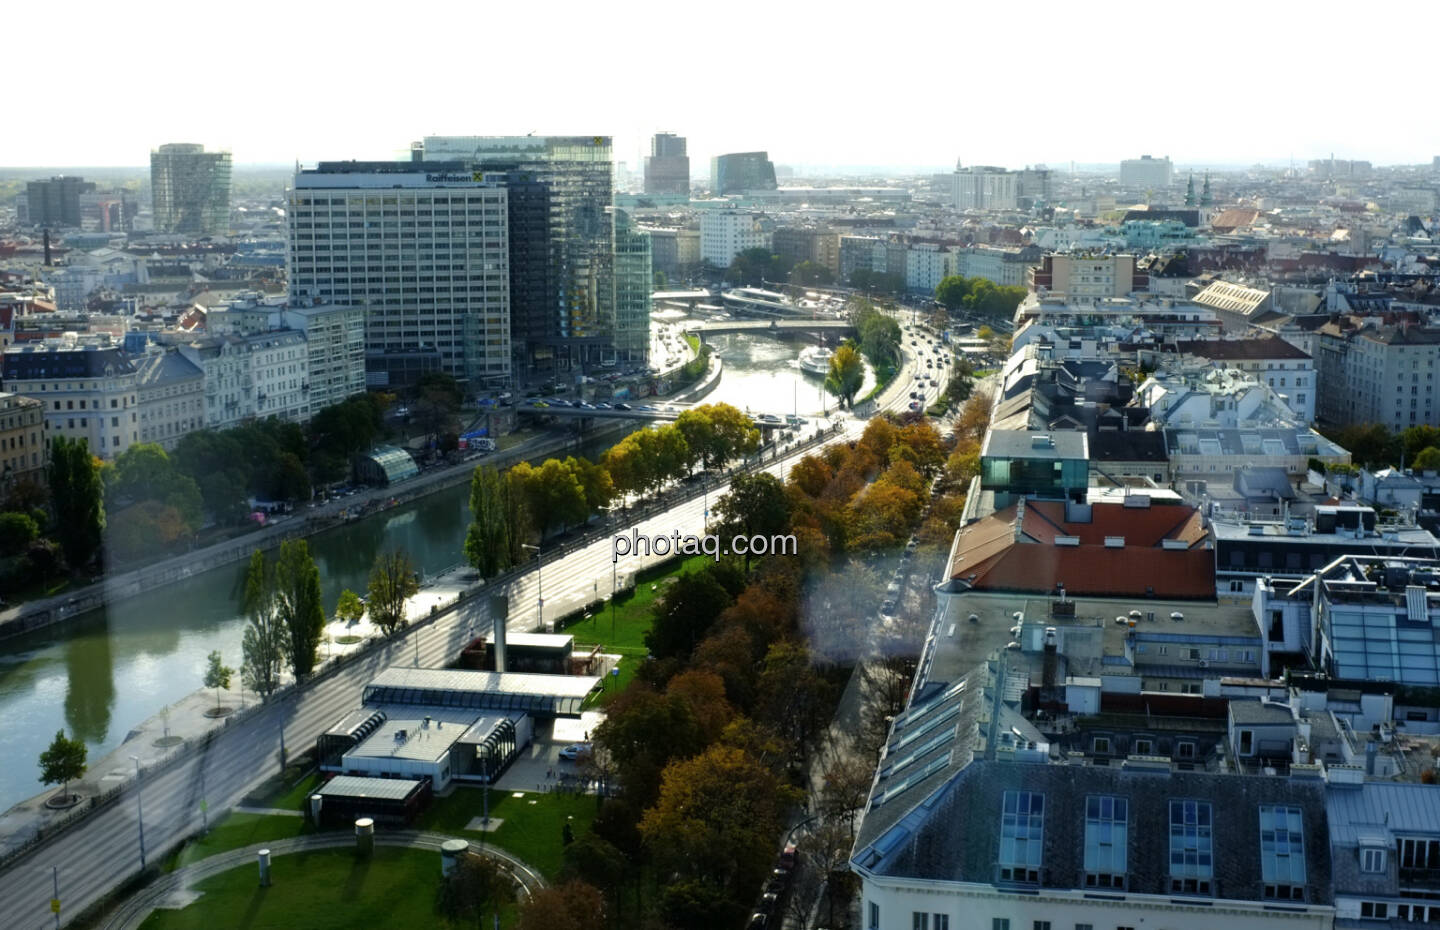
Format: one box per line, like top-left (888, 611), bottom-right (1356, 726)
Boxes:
top-left (789, 260), bottom-right (834, 286)
top-left (824, 342), bottom-right (865, 409)
top-left (703, 403), bottom-right (760, 466)
top-left (594, 689), bottom-right (706, 809)
top-left (934, 274), bottom-right (971, 311)
top-left (726, 247), bottom-right (792, 287)
top-left (0, 512), bottom-right (39, 556)
top-left (464, 465), bottom-right (513, 577)
top-left (439, 852), bottom-right (507, 930)
top-left (524, 458), bottom-right (589, 535)
top-left (274, 539), bottom-right (325, 678)
top-left (203, 649), bottom-right (233, 712)
top-left (368, 549), bottom-right (419, 637)
top-left (954, 388), bottom-right (994, 444)
top-left (516, 880), bottom-right (606, 930)
top-left (713, 472), bottom-right (791, 571)
top-left (564, 456), bottom-right (614, 517)
top-left (38, 729), bottom-right (87, 802)
top-left (335, 588), bottom-right (365, 624)
top-left (639, 745), bottom-right (802, 895)
top-left (646, 568), bottom-right (736, 660)
top-left (1413, 447), bottom-right (1440, 471)
top-left (48, 436), bottom-right (104, 569)
top-left (240, 550), bottom-right (285, 700)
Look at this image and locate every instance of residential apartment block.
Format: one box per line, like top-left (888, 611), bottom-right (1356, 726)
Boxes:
top-left (133, 348), bottom-right (204, 450)
top-left (0, 392), bottom-right (46, 486)
top-left (2, 339), bottom-right (140, 457)
top-left (700, 210), bottom-right (773, 269)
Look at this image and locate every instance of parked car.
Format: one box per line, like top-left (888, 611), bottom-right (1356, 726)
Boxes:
top-left (558, 743), bottom-right (591, 761)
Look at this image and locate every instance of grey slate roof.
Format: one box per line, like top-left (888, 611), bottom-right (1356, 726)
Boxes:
top-left (1228, 699), bottom-right (1296, 726)
top-left (871, 760), bottom-right (1333, 905)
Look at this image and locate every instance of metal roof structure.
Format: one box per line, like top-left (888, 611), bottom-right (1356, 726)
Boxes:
top-left (318, 774), bottom-right (425, 802)
top-left (362, 666), bottom-right (599, 717)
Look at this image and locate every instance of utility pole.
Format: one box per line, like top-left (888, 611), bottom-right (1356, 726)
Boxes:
top-left (128, 757), bottom-right (146, 870)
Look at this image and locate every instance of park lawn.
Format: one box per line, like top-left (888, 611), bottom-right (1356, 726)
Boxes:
top-left (164, 813), bottom-right (311, 873)
top-left (416, 787), bottom-right (598, 878)
top-left (564, 553), bottom-right (712, 655)
top-left (140, 846), bottom-right (515, 930)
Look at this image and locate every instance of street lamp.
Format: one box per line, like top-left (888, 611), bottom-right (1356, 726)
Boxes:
top-left (521, 543), bottom-right (544, 630)
top-left (128, 757), bottom-right (146, 870)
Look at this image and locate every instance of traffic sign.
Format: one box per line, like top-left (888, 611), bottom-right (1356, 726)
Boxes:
top-left (50, 899), bottom-right (60, 914)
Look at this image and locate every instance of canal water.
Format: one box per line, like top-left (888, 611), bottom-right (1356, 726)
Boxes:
top-left (0, 330), bottom-right (856, 811)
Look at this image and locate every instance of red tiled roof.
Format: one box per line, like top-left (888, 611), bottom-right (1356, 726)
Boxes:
top-left (947, 500), bottom-right (1214, 599)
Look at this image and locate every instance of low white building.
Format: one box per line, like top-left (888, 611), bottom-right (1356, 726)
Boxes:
top-left (904, 243), bottom-right (954, 293)
top-left (179, 330), bottom-right (307, 430)
top-left (1171, 336), bottom-right (1317, 424)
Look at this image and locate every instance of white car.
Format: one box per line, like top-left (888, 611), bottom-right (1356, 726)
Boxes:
top-left (558, 743), bottom-right (591, 761)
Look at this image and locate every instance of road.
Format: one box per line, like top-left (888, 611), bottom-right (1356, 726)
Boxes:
top-left (0, 337), bottom-right (937, 930)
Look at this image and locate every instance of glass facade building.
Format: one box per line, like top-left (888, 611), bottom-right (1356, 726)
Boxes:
top-left (150, 143), bottom-right (232, 235)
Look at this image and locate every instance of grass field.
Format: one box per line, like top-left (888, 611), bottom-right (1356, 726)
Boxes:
top-left (141, 846), bottom-right (516, 930)
top-left (164, 813), bottom-right (311, 873)
top-left (416, 788), bottom-right (598, 878)
top-left (563, 553), bottom-right (712, 655)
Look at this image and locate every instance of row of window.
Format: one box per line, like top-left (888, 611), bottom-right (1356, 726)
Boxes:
top-left (995, 792), bottom-right (1306, 897)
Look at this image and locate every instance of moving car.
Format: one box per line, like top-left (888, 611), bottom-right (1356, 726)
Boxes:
top-left (558, 743), bottom-right (591, 761)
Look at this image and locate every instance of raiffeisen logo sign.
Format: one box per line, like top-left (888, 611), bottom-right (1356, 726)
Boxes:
top-left (424, 171), bottom-right (489, 183)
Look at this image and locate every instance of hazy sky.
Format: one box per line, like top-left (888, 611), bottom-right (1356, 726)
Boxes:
top-left (10, 0), bottom-right (1439, 172)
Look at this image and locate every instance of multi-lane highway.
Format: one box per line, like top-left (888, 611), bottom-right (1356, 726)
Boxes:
top-left (0, 328), bottom-right (942, 930)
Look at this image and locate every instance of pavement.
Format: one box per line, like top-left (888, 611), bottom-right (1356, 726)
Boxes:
top-left (0, 333), bottom-right (936, 930)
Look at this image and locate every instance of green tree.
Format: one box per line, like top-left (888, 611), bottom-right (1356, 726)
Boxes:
top-left (645, 567), bottom-right (736, 660)
top-left (824, 342), bottom-right (865, 409)
top-left (274, 539), bottom-right (325, 678)
top-left (1403, 426), bottom-right (1440, 464)
top-left (789, 261), bottom-right (835, 286)
top-left (713, 472), bottom-right (791, 571)
top-left (934, 274), bottom-right (972, 311)
top-left (1413, 447), bottom-right (1440, 471)
top-left (203, 649), bottom-right (233, 711)
top-left (0, 512), bottom-right (39, 556)
top-left (48, 436), bottom-right (105, 569)
top-left (335, 588), bottom-right (365, 624)
top-left (726, 247), bottom-right (792, 287)
top-left (853, 303), bottom-right (901, 370)
top-left (651, 425), bottom-right (692, 486)
top-left (564, 456), bottom-right (614, 517)
top-left (240, 550), bottom-right (286, 700)
top-left (368, 549), bottom-right (419, 637)
top-left (704, 403), bottom-right (760, 466)
top-left (38, 729), bottom-right (87, 802)
top-left (464, 465), bottom-right (513, 577)
top-left (673, 408), bottom-right (715, 473)
top-left (524, 458), bottom-right (589, 534)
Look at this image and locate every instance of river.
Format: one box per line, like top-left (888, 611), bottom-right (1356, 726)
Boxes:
top-left (0, 330), bottom-right (857, 811)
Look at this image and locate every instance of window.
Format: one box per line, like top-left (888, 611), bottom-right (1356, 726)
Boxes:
top-left (1084, 796), bottom-right (1128, 887)
top-left (914, 914), bottom-right (928, 930)
top-left (1033, 923), bottom-right (1050, 930)
top-left (1399, 837), bottom-right (1440, 871)
top-left (992, 921), bottom-right (1010, 930)
top-left (1238, 729), bottom-right (1254, 755)
top-left (1260, 806), bottom-right (1306, 898)
top-left (1360, 902), bottom-right (1389, 920)
top-left (1169, 800), bottom-right (1213, 893)
top-left (1177, 741), bottom-right (1195, 759)
top-left (999, 791), bottom-right (1044, 882)
top-left (869, 902), bottom-right (879, 929)
top-left (1134, 739), bottom-right (1153, 755)
top-left (933, 916), bottom-right (949, 930)
top-left (1361, 846), bottom-right (1386, 873)
top-left (1092, 737), bottom-right (1111, 754)
top-left (1074, 926), bottom-right (1093, 930)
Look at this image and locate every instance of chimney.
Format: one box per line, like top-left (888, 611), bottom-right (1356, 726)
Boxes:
top-left (1043, 627), bottom-right (1059, 690)
top-left (488, 595), bottom-right (509, 673)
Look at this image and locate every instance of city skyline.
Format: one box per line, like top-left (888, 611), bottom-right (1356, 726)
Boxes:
top-left (9, 0), bottom-right (1440, 171)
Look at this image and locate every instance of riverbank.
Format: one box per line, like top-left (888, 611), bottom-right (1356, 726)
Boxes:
top-left (0, 355), bottom-right (723, 643)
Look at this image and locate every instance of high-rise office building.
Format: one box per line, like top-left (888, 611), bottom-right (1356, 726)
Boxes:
top-left (954, 166), bottom-right (1018, 211)
top-left (644, 133), bottom-right (690, 195)
top-left (23, 177), bottom-right (96, 228)
top-left (1120, 154), bottom-right (1174, 188)
top-left (709, 152), bottom-right (778, 195)
top-left (286, 161), bottom-right (511, 387)
top-left (419, 136), bottom-right (638, 371)
top-left (150, 143), bottom-right (233, 235)
top-left (611, 209), bottom-right (652, 361)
